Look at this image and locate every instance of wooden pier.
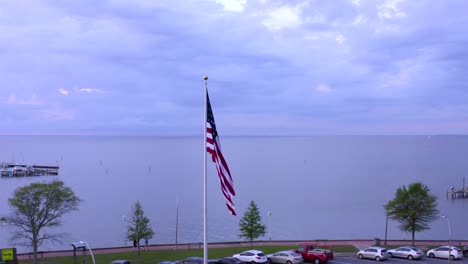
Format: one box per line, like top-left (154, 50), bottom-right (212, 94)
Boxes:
top-left (447, 176), bottom-right (468, 199)
top-left (0, 163), bottom-right (59, 177)
top-left (447, 188), bottom-right (468, 199)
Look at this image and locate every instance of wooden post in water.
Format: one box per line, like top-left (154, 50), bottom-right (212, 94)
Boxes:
top-left (463, 176), bottom-right (466, 198)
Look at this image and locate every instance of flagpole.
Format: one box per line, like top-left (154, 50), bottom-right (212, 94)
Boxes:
top-left (203, 76), bottom-right (208, 264)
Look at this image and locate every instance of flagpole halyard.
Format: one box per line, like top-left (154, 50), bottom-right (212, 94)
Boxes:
top-left (203, 75), bottom-right (208, 264)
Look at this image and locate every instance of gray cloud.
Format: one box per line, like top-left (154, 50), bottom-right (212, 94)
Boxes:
top-left (0, 0), bottom-right (467, 135)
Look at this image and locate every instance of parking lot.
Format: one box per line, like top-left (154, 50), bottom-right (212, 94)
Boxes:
top-left (330, 255), bottom-right (468, 264)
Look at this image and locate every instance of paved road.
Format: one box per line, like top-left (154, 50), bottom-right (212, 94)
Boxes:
top-left (332, 255), bottom-right (468, 264)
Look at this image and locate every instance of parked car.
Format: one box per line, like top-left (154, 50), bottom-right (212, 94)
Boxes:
top-left (233, 250), bottom-right (268, 264)
top-left (209, 257), bottom-right (243, 264)
top-left (464, 246), bottom-right (468, 257)
top-left (267, 251), bottom-right (303, 264)
top-left (293, 243), bottom-right (334, 264)
top-left (357, 247), bottom-right (388, 261)
top-left (176, 257), bottom-right (204, 264)
top-left (112, 261), bottom-right (131, 264)
top-left (387, 246), bottom-right (424, 260)
top-left (427, 246), bottom-right (463, 260)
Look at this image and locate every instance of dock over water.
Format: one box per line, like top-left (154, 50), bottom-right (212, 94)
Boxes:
top-left (447, 188), bottom-right (468, 199)
top-left (447, 177), bottom-right (468, 199)
top-left (447, 176), bottom-right (468, 199)
top-left (1, 163), bottom-right (59, 177)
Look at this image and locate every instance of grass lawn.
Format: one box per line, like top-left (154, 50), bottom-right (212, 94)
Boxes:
top-left (19, 245), bottom-right (357, 264)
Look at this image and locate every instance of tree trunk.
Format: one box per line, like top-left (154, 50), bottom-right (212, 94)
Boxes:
top-left (33, 234), bottom-right (38, 264)
top-left (250, 238), bottom-right (253, 248)
top-left (137, 239), bottom-right (141, 256)
top-left (411, 228), bottom-right (415, 246)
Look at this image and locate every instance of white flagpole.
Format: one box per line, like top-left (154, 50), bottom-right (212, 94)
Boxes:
top-left (203, 76), bottom-right (209, 264)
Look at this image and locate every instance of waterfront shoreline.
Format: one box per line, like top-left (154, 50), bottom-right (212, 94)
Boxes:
top-left (16, 239), bottom-right (468, 260)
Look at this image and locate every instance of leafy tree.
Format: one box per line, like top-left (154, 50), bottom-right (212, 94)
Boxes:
top-left (239, 201), bottom-right (266, 248)
top-left (127, 201), bottom-right (154, 256)
top-left (4, 180), bottom-right (81, 264)
top-left (385, 182), bottom-right (439, 246)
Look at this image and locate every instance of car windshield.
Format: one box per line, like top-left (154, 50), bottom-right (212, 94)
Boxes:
top-left (290, 253), bottom-right (301, 257)
top-left (257, 253), bottom-right (265, 257)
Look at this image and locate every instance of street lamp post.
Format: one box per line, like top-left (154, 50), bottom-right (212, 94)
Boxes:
top-left (80, 241), bottom-right (96, 264)
top-left (384, 206), bottom-right (388, 245)
top-left (442, 215), bottom-right (452, 264)
top-left (122, 215), bottom-right (127, 246)
top-left (268, 211), bottom-right (272, 240)
top-left (384, 193), bottom-right (389, 246)
top-left (175, 198), bottom-right (179, 250)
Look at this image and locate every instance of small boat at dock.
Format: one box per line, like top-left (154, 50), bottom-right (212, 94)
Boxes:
top-left (1, 162), bottom-right (59, 177)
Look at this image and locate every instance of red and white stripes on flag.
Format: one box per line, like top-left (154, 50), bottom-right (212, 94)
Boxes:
top-left (206, 92), bottom-right (236, 216)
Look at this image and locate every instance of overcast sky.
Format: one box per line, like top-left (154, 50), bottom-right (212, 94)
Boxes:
top-left (1, 0), bottom-right (467, 136)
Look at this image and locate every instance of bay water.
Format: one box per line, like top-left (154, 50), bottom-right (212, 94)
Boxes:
top-left (0, 136), bottom-right (467, 253)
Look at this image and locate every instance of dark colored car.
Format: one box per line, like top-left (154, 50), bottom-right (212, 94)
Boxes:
top-left (209, 257), bottom-right (243, 264)
top-left (112, 261), bottom-right (131, 264)
top-left (176, 257), bottom-right (204, 264)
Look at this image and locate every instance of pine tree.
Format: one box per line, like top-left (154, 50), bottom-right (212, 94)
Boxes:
top-left (127, 201), bottom-right (154, 255)
top-left (239, 201), bottom-right (266, 248)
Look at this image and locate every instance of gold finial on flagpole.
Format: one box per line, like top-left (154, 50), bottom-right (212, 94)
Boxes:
top-left (203, 76), bottom-right (208, 80)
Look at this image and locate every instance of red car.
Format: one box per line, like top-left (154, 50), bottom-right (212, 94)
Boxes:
top-left (293, 244), bottom-right (334, 264)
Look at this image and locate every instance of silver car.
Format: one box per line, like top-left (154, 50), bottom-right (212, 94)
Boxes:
top-left (427, 246), bottom-right (463, 260)
top-left (387, 247), bottom-right (424, 260)
top-left (357, 247), bottom-right (388, 261)
top-left (267, 251), bottom-right (303, 264)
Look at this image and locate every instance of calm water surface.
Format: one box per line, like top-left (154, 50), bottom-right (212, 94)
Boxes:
top-left (0, 136), bottom-right (467, 252)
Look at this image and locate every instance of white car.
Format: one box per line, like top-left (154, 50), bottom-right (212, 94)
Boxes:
top-left (357, 247), bottom-right (388, 261)
top-left (234, 250), bottom-right (268, 264)
top-left (427, 246), bottom-right (463, 260)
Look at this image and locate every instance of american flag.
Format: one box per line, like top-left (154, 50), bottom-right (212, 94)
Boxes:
top-left (206, 92), bottom-right (236, 216)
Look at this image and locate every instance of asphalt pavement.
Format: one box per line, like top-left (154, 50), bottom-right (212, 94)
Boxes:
top-left (332, 255), bottom-right (468, 264)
